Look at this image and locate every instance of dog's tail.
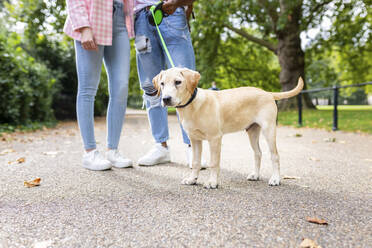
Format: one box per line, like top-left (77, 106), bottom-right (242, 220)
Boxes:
top-left (271, 77), bottom-right (304, 100)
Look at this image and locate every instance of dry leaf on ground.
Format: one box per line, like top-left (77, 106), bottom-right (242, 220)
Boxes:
top-left (295, 133), bottom-right (303, 137)
top-left (300, 238), bottom-right (321, 248)
top-left (24, 178), bottom-right (41, 188)
top-left (306, 217), bottom-right (328, 225)
top-left (17, 157), bottom-right (25, 163)
top-left (8, 157), bottom-right (26, 165)
top-left (0, 148), bottom-right (16, 156)
top-left (283, 175), bottom-right (301, 180)
top-left (309, 157), bottom-right (320, 161)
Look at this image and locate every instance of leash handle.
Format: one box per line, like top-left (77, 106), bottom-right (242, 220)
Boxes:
top-left (151, 8), bottom-right (175, 68)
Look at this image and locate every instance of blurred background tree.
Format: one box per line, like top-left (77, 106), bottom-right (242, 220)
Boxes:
top-left (0, 0), bottom-right (371, 126)
top-left (192, 0), bottom-right (371, 109)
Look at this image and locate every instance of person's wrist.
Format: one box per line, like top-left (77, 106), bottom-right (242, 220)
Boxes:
top-left (78, 26), bottom-right (90, 33)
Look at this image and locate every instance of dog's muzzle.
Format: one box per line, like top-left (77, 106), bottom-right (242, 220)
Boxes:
top-left (162, 96), bottom-right (172, 106)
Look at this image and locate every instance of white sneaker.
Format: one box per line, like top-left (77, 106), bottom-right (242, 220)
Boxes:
top-left (83, 150), bottom-right (112, 171)
top-left (187, 146), bottom-right (208, 169)
top-left (107, 149), bottom-right (133, 168)
top-left (138, 144), bottom-right (171, 166)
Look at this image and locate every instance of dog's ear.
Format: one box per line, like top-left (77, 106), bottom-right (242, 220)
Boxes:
top-left (180, 68), bottom-right (201, 94)
top-left (152, 70), bottom-right (164, 96)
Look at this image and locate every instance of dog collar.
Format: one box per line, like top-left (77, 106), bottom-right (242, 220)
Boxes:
top-left (175, 88), bottom-right (198, 108)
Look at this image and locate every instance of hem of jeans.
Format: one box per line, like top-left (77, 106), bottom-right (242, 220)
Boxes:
top-left (84, 145), bottom-right (97, 150)
top-left (107, 145), bottom-right (118, 150)
top-left (155, 137), bottom-right (168, 143)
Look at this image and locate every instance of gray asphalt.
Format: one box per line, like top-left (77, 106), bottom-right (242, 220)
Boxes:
top-left (0, 109), bottom-right (371, 247)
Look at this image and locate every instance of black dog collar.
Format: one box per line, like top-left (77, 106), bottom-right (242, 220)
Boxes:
top-left (175, 88), bottom-right (198, 108)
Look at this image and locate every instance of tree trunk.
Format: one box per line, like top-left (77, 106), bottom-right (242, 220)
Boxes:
top-left (276, 1), bottom-right (314, 110)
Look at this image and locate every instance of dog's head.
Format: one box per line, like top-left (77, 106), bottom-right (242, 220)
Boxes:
top-left (153, 67), bottom-right (201, 107)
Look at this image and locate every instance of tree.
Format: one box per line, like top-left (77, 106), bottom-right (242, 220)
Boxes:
top-left (193, 0), bottom-right (371, 109)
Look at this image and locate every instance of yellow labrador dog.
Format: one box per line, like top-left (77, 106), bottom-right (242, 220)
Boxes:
top-left (153, 67), bottom-right (303, 189)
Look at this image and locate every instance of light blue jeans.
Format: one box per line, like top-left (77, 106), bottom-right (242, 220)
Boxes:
top-left (135, 7), bottom-right (195, 145)
top-left (75, 1), bottom-right (130, 150)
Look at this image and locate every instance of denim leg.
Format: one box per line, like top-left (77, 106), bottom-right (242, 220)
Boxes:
top-left (103, 2), bottom-right (130, 149)
top-left (160, 8), bottom-right (196, 145)
top-left (75, 41), bottom-right (104, 150)
top-left (135, 10), bottom-right (169, 143)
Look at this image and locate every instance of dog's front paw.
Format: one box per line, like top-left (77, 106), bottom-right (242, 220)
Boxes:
top-left (181, 176), bottom-right (197, 185)
top-left (268, 175), bottom-right (280, 186)
top-left (247, 172), bottom-right (260, 181)
top-left (203, 180), bottom-right (218, 189)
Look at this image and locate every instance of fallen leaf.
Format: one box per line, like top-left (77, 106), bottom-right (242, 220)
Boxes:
top-left (24, 178), bottom-right (41, 188)
top-left (323, 137), bottom-right (336, 142)
top-left (306, 217), bottom-right (328, 225)
top-left (283, 175), bottom-right (301, 180)
top-left (0, 148), bottom-right (16, 156)
top-left (295, 133), bottom-right (303, 137)
top-left (300, 238), bottom-right (321, 248)
top-left (309, 157), bottom-right (320, 161)
top-left (17, 157), bottom-right (25, 163)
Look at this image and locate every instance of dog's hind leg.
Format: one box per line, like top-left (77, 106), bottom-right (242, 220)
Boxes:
top-left (246, 123), bottom-right (262, 181)
top-left (261, 121), bottom-right (280, 186)
top-left (204, 137), bottom-right (222, 189)
top-left (182, 139), bottom-right (202, 186)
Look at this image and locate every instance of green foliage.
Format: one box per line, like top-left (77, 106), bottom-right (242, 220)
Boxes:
top-left (278, 107), bottom-right (372, 134)
top-left (191, 2), bottom-right (280, 91)
top-left (305, 0), bottom-right (372, 94)
top-left (0, 23), bottom-right (57, 124)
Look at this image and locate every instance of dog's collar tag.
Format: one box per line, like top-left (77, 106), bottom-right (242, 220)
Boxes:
top-left (175, 88), bottom-right (198, 108)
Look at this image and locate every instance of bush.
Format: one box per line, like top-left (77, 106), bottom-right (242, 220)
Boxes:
top-left (0, 32), bottom-right (57, 125)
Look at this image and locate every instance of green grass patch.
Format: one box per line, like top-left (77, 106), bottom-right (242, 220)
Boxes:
top-left (278, 107), bottom-right (372, 134)
top-left (0, 121), bottom-right (57, 134)
top-left (316, 105), bottom-right (372, 111)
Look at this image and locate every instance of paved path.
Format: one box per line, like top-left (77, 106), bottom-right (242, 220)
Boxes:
top-left (1, 110), bottom-right (371, 247)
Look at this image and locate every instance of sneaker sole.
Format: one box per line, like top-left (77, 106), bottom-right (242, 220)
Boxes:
top-left (83, 164), bottom-right (112, 171)
top-left (138, 159), bottom-right (171, 166)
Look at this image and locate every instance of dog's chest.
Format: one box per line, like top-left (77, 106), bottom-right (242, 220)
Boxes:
top-left (182, 120), bottom-right (211, 140)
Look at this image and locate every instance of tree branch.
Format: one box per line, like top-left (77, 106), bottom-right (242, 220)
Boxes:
top-left (257, 0), bottom-right (278, 32)
top-left (224, 24), bottom-right (277, 54)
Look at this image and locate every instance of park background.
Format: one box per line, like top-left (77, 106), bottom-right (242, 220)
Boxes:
top-left (0, 0), bottom-right (371, 133)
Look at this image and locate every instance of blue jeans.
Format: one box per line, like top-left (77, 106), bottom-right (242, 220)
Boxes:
top-left (134, 7), bottom-right (195, 145)
top-left (75, 2), bottom-right (130, 150)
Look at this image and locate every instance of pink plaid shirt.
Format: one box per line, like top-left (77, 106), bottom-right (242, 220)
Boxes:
top-left (64, 0), bottom-right (134, 46)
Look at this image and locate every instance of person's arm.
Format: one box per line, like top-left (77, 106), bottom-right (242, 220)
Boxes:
top-left (66, 0), bottom-right (97, 51)
top-left (162, 0), bottom-right (196, 15)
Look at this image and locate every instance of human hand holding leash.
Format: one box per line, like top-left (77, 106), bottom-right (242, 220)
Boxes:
top-left (79, 27), bottom-right (98, 51)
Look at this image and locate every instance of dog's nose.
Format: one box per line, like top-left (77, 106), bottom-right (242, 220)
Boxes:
top-left (162, 96), bottom-right (172, 105)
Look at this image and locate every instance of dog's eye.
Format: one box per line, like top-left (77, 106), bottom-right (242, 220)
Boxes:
top-left (160, 82), bottom-right (164, 87)
top-left (175, 80), bottom-right (181, 86)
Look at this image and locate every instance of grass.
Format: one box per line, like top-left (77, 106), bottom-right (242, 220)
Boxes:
top-left (0, 121), bottom-right (57, 134)
top-left (316, 105), bottom-right (372, 111)
top-left (169, 105), bottom-right (372, 134)
top-left (278, 105), bottom-right (372, 134)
